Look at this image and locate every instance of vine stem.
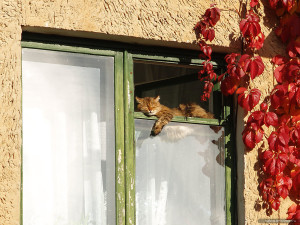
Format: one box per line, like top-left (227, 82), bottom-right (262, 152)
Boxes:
top-left (218, 8), bottom-right (242, 18)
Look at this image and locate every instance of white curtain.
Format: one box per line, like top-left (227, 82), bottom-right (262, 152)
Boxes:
top-left (135, 119), bottom-right (225, 225)
top-left (22, 49), bottom-right (115, 225)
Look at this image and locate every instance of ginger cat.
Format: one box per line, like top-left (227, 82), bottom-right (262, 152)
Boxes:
top-left (135, 96), bottom-right (214, 135)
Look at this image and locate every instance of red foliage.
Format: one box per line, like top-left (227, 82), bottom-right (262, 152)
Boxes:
top-left (203, 4), bottom-right (221, 26)
top-left (264, 112), bottom-right (279, 127)
top-left (249, 32), bottom-right (265, 50)
top-left (238, 88), bottom-right (261, 111)
top-left (242, 122), bottom-right (264, 149)
top-left (259, 178), bottom-right (281, 210)
top-left (250, 0), bottom-right (259, 8)
top-left (220, 75), bottom-right (240, 96)
top-left (287, 204), bottom-right (300, 224)
top-left (272, 57), bottom-right (300, 84)
top-left (247, 110), bottom-right (265, 126)
top-left (260, 102), bottom-right (269, 111)
top-left (275, 14), bottom-right (300, 43)
top-left (240, 10), bottom-right (265, 50)
top-left (239, 54), bottom-right (265, 79)
top-left (196, 1), bottom-right (299, 217)
top-left (261, 150), bottom-right (289, 175)
top-left (201, 81), bottom-right (214, 101)
top-left (275, 175), bottom-right (292, 199)
top-left (287, 37), bottom-right (300, 58)
top-left (240, 10), bottom-right (261, 38)
top-left (291, 166), bottom-right (300, 195)
top-left (194, 5), bottom-right (221, 100)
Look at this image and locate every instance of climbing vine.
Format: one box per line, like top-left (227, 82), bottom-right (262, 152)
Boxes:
top-left (195, 0), bottom-right (299, 222)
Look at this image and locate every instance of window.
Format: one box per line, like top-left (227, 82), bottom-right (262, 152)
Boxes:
top-left (21, 34), bottom-right (235, 225)
top-left (133, 60), bottom-right (226, 225)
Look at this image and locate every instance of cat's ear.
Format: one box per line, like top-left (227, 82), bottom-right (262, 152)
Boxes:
top-left (135, 96), bottom-right (142, 103)
top-left (154, 96), bottom-right (160, 102)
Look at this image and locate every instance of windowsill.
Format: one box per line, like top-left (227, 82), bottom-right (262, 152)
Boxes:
top-left (134, 112), bottom-right (222, 126)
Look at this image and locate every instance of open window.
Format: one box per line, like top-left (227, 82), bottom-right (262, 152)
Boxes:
top-left (131, 55), bottom-right (233, 225)
top-left (134, 60), bottom-right (222, 118)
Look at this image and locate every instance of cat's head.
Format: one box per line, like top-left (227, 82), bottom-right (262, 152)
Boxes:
top-left (135, 96), bottom-right (161, 116)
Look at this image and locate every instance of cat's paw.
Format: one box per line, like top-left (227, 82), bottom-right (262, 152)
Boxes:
top-left (151, 126), bottom-right (162, 136)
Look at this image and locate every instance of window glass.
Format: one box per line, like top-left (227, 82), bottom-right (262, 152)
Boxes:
top-left (22, 48), bottom-right (115, 225)
top-left (135, 119), bottom-right (225, 225)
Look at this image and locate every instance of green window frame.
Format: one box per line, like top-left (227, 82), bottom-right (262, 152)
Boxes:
top-left (21, 33), bottom-right (236, 225)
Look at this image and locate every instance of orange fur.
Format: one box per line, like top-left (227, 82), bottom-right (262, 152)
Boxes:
top-left (136, 96), bottom-right (214, 135)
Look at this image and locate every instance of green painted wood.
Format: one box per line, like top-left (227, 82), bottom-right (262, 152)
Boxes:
top-left (134, 112), bottom-right (221, 126)
top-left (224, 97), bottom-right (236, 225)
top-left (133, 54), bottom-right (218, 66)
top-left (115, 52), bottom-right (126, 225)
top-left (124, 51), bottom-right (135, 225)
top-left (21, 41), bottom-right (117, 56)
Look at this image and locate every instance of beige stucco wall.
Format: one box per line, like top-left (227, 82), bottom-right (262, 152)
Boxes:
top-left (0, 0), bottom-right (292, 224)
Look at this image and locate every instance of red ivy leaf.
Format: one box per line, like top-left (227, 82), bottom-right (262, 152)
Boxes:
top-left (277, 153), bottom-right (289, 171)
top-left (287, 37), bottom-right (300, 58)
top-left (261, 150), bottom-right (288, 175)
top-left (250, 0), bottom-right (259, 7)
top-left (200, 44), bottom-right (212, 60)
top-left (287, 203), bottom-right (300, 222)
top-left (268, 132), bottom-right (278, 151)
top-left (242, 123), bottom-right (264, 149)
top-left (202, 28), bottom-right (215, 42)
top-left (263, 154), bottom-right (276, 175)
top-left (270, 84), bottom-right (288, 110)
top-left (264, 112), bottom-right (279, 127)
top-left (225, 53), bottom-right (240, 64)
top-left (239, 54), bottom-right (265, 79)
top-left (227, 64), bottom-right (246, 78)
top-left (279, 115), bottom-right (291, 126)
top-left (289, 146), bottom-right (300, 166)
top-left (278, 132), bottom-right (289, 146)
top-left (248, 32), bottom-right (265, 50)
top-left (204, 6), bottom-right (221, 26)
top-left (271, 199), bottom-right (280, 211)
top-left (238, 88), bottom-right (262, 111)
top-left (274, 64), bottom-right (285, 83)
top-left (276, 175), bottom-right (292, 199)
top-left (291, 167), bottom-right (300, 196)
top-left (236, 87), bottom-right (247, 94)
top-left (240, 10), bottom-right (261, 38)
top-left (296, 88), bottom-right (300, 107)
top-left (271, 55), bottom-right (288, 65)
top-left (247, 111), bottom-right (265, 127)
top-left (260, 102), bottom-right (268, 111)
top-left (220, 76), bottom-right (240, 96)
top-left (268, 127), bottom-right (290, 152)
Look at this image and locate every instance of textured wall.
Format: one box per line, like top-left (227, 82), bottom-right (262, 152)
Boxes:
top-left (0, 0), bottom-right (290, 224)
top-left (0, 0), bottom-right (22, 224)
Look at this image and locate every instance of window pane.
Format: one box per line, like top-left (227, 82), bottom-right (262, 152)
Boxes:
top-left (135, 119), bottom-right (225, 225)
top-left (22, 48), bottom-right (115, 225)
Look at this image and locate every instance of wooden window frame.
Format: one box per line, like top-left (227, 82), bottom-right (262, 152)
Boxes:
top-left (21, 33), bottom-right (236, 225)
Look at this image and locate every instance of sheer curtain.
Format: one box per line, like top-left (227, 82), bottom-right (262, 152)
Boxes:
top-left (135, 119), bottom-right (225, 225)
top-left (22, 49), bottom-right (115, 225)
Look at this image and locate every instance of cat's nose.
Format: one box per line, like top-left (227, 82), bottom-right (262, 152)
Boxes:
top-left (149, 110), bottom-right (152, 113)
